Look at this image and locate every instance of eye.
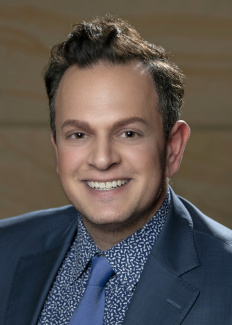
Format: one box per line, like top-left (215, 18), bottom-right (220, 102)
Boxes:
top-left (71, 132), bottom-right (87, 139)
top-left (122, 131), bottom-right (137, 138)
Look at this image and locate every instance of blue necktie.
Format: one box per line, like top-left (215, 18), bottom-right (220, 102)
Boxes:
top-left (69, 255), bottom-right (114, 325)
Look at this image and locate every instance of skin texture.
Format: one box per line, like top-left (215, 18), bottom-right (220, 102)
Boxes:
top-left (52, 62), bottom-right (190, 250)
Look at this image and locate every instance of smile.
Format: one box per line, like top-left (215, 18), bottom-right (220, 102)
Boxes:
top-left (86, 179), bottom-right (128, 190)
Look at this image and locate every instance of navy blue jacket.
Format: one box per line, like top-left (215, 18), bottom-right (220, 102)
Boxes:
top-left (1, 189), bottom-right (232, 324)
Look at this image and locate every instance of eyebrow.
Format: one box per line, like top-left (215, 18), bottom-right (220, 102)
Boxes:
top-left (62, 119), bottom-right (92, 132)
top-left (62, 116), bottom-right (147, 131)
top-left (112, 117), bottom-right (147, 128)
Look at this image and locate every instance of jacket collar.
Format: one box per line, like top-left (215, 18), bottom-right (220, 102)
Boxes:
top-left (152, 188), bottom-right (200, 276)
top-left (123, 189), bottom-right (200, 325)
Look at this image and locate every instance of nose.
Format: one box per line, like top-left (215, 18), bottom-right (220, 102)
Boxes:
top-left (87, 137), bottom-right (121, 170)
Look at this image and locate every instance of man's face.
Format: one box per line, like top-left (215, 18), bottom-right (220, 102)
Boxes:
top-left (53, 62), bottom-right (168, 234)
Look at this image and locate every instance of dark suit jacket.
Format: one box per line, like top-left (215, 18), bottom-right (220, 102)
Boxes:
top-left (1, 189), bottom-right (232, 324)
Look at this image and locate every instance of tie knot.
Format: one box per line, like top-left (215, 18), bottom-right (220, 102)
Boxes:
top-left (88, 256), bottom-right (114, 287)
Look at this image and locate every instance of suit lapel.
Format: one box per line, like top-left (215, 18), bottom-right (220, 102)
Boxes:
top-left (123, 189), bottom-right (200, 325)
top-left (123, 254), bottom-right (199, 325)
top-left (4, 216), bottom-right (77, 325)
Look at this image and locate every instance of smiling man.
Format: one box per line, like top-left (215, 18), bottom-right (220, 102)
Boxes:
top-left (1, 15), bottom-right (232, 325)
top-left (52, 62), bottom-right (185, 250)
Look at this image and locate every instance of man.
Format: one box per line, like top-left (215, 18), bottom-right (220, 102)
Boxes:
top-left (1, 15), bottom-right (232, 325)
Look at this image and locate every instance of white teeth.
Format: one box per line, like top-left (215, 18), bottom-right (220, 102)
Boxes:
top-left (112, 181), bottom-right (117, 188)
top-left (106, 182), bottom-right (111, 189)
top-left (117, 180), bottom-right (122, 186)
top-left (99, 182), bottom-right (105, 189)
top-left (87, 180), bottom-right (128, 190)
top-left (89, 181), bottom-right (95, 188)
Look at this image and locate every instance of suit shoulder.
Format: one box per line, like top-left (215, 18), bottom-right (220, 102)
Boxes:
top-left (0, 205), bottom-right (78, 234)
top-left (0, 205), bottom-right (79, 260)
top-left (178, 195), bottom-right (232, 248)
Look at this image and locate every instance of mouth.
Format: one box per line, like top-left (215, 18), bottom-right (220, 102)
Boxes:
top-left (86, 179), bottom-right (129, 190)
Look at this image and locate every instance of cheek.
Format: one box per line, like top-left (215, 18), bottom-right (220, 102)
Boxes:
top-left (126, 144), bottom-right (163, 171)
top-left (56, 146), bottom-right (86, 175)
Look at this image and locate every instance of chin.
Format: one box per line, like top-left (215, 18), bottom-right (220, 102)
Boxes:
top-left (84, 211), bottom-right (127, 226)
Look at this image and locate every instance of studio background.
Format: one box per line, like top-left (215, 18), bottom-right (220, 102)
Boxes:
top-left (0, 0), bottom-right (231, 228)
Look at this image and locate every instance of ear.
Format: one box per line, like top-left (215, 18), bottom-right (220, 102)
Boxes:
top-left (50, 132), bottom-right (59, 175)
top-left (165, 121), bottom-right (190, 178)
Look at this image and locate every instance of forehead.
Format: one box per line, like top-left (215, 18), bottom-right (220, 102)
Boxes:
top-left (56, 61), bottom-right (158, 106)
top-left (54, 61), bottom-right (162, 128)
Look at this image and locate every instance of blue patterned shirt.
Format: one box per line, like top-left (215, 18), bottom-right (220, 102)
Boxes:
top-left (38, 190), bottom-right (171, 325)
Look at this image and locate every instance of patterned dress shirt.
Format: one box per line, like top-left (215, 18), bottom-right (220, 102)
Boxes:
top-left (38, 189), bottom-right (171, 325)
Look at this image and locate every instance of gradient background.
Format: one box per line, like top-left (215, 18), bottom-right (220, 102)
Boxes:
top-left (0, 0), bottom-right (231, 228)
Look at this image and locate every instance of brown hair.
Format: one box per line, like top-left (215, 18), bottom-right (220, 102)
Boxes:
top-left (44, 15), bottom-right (184, 141)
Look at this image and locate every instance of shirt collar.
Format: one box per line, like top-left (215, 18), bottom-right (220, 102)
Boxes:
top-left (68, 216), bottom-right (98, 282)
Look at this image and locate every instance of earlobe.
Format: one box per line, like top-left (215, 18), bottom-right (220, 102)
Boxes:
top-left (165, 121), bottom-right (190, 178)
